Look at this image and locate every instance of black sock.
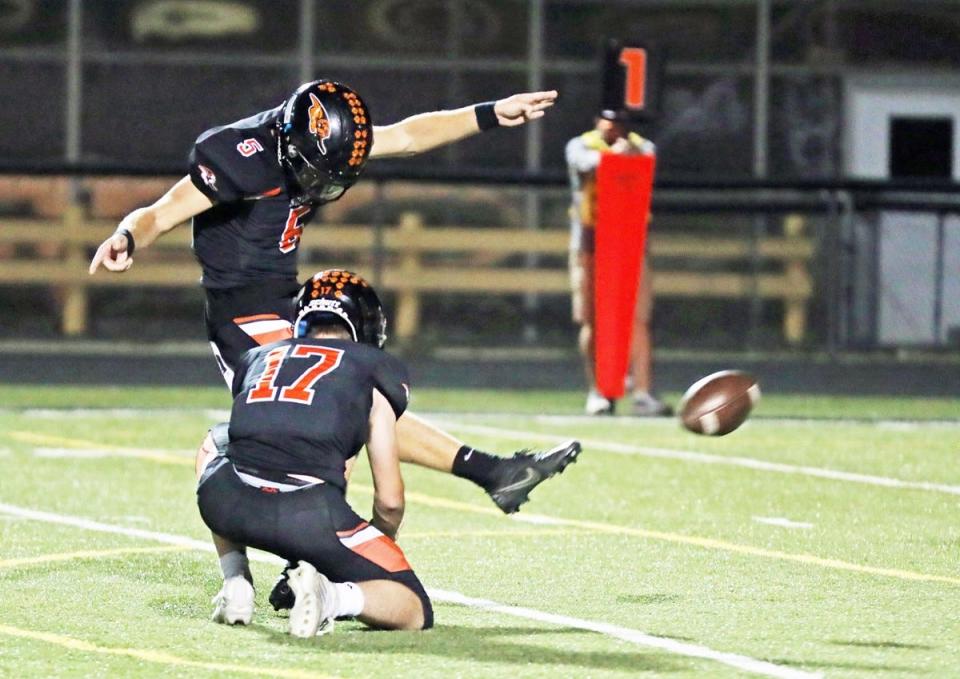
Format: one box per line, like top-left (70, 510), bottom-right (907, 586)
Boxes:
top-left (452, 445), bottom-right (501, 491)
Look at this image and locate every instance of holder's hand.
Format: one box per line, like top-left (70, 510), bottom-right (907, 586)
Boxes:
top-left (89, 231), bottom-right (133, 274)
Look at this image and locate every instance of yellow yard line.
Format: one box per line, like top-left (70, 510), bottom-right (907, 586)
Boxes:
top-left (15, 432), bottom-right (958, 587)
top-left (9, 431), bottom-right (192, 466)
top-left (357, 485), bottom-right (960, 587)
top-left (0, 545), bottom-right (189, 569)
top-left (0, 506), bottom-right (817, 679)
top-left (0, 624), bottom-right (336, 679)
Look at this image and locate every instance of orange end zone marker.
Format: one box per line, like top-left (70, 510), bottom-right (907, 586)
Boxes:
top-left (593, 153), bottom-right (655, 401)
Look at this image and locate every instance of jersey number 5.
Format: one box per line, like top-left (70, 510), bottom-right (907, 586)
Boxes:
top-left (247, 344), bottom-right (344, 405)
top-left (279, 206), bottom-right (311, 253)
top-left (236, 138), bottom-right (264, 157)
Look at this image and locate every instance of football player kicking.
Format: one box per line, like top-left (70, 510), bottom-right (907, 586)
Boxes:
top-left (90, 80), bottom-right (580, 609)
top-left (196, 271), bottom-right (431, 634)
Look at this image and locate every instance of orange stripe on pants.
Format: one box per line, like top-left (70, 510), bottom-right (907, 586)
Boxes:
top-left (350, 535), bottom-right (411, 573)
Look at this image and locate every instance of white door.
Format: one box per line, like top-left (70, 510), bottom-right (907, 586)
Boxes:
top-left (845, 76), bottom-right (960, 346)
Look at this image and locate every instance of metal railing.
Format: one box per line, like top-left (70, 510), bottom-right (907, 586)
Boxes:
top-left (0, 169), bottom-right (957, 351)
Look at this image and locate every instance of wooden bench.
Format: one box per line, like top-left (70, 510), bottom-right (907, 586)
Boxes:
top-left (0, 209), bottom-right (814, 343)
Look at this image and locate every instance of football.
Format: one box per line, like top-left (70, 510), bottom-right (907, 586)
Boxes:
top-left (679, 370), bottom-right (761, 436)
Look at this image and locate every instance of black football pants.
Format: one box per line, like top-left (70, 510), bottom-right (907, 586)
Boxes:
top-left (203, 279), bottom-right (299, 386)
top-left (197, 457), bottom-right (433, 629)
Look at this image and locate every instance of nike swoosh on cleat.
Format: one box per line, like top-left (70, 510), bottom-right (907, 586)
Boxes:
top-left (493, 467), bottom-right (543, 495)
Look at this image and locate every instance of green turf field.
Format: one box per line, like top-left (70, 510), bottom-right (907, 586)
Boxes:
top-left (1, 387), bottom-right (958, 678)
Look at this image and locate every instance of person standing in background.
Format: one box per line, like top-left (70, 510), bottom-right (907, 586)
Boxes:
top-left (565, 110), bottom-right (671, 417)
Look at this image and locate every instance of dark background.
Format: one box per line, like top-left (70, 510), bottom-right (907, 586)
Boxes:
top-left (3, 0), bottom-right (960, 177)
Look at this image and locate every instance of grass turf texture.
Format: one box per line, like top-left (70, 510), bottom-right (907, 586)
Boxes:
top-left (0, 386), bottom-right (958, 677)
top-left (0, 384), bottom-right (957, 420)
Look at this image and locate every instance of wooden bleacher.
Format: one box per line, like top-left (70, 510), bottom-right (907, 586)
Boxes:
top-left (0, 207), bottom-right (814, 343)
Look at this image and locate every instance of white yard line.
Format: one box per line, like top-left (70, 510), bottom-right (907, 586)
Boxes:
top-left (0, 503), bottom-right (219, 553)
top-left (32, 447), bottom-right (113, 459)
top-left (753, 517), bottom-right (814, 530)
top-left (432, 589), bottom-right (819, 679)
top-left (18, 409), bottom-right (164, 419)
top-left (8, 407), bottom-right (959, 429)
top-left (509, 514), bottom-right (568, 526)
top-left (0, 501), bottom-right (819, 679)
top-left (528, 414), bottom-right (960, 429)
top-left (9, 408), bottom-right (232, 420)
top-left (8, 409), bottom-right (960, 495)
top-left (435, 420), bottom-right (960, 496)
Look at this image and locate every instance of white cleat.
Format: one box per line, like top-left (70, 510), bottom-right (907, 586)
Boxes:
top-left (211, 575), bottom-right (255, 625)
top-left (287, 561), bottom-right (338, 638)
top-left (585, 389), bottom-right (614, 416)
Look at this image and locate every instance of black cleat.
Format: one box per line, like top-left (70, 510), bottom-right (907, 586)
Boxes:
top-left (268, 567), bottom-right (296, 612)
top-left (487, 440), bottom-right (581, 514)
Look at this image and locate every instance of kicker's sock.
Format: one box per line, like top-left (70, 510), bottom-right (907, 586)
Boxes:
top-left (333, 582), bottom-right (365, 617)
top-left (220, 551), bottom-right (252, 583)
top-left (452, 445), bottom-right (502, 490)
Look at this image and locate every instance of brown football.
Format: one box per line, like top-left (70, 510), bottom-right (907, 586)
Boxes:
top-left (679, 370), bottom-right (760, 436)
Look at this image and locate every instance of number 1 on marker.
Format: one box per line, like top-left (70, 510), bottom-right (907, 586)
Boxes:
top-left (618, 47), bottom-right (647, 110)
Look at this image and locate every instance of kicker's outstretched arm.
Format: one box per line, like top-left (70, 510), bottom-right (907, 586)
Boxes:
top-left (370, 90), bottom-right (558, 159)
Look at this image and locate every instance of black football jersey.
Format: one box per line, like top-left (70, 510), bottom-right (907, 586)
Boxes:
top-left (227, 338), bottom-right (410, 488)
top-left (188, 106), bottom-right (319, 289)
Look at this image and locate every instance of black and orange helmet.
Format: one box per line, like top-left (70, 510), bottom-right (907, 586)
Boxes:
top-left (294, 270), bottom-right (387, 348)
top-left (278, 80), bottom-right (373, 206)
